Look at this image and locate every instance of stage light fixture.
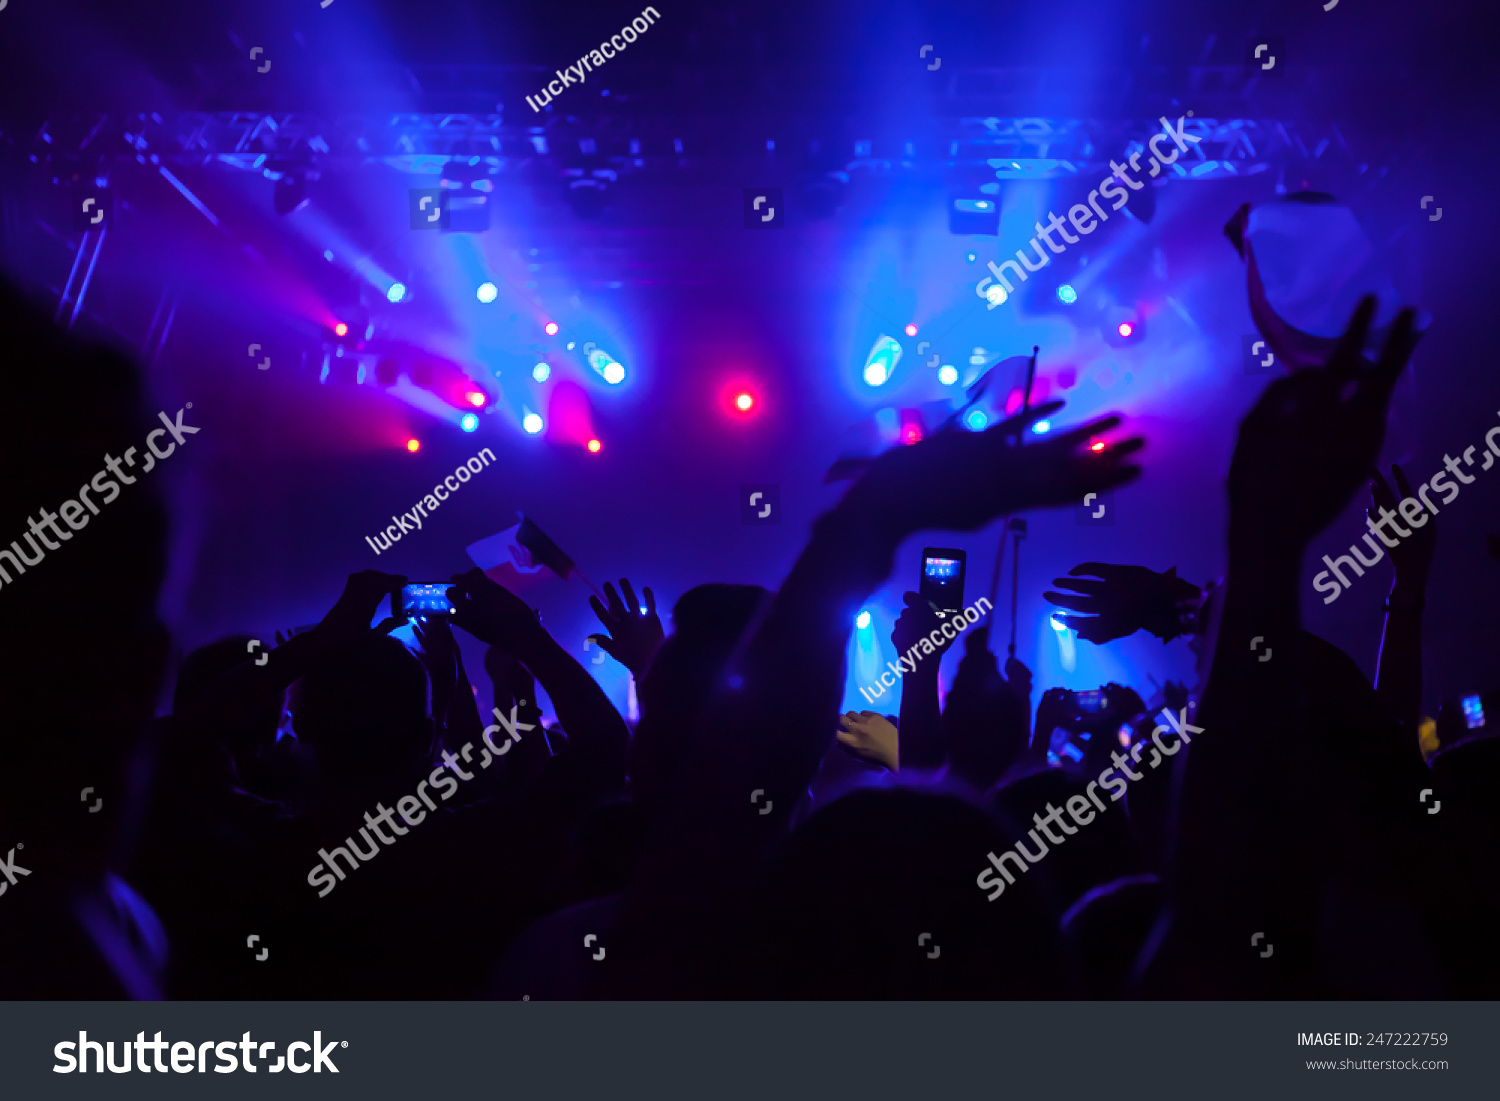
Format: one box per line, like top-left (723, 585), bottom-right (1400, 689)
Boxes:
top-left (964, 408), bottom-right (989, 431)
top-left (523, 413), bottom-right (544, 434)
top-left (1057, 284), bottom-right (1077, 304)
top-left (1050, 612), bottom-right (1068, 631)
top-left (587, 438), bottom-right (602, 453)
top-left (460, 413), bottom-right (479, 432)
top-left (602, 362), bottom-right (625, 385)
top-left (466, 390), bottom-right (487, 407)
top-left (476, 282), bottom-right (499, 304)
top-left (862, 334), bottom-right (902, 388)
top-left (985, 283), bottom-right (1007, 306)
top-left (533, 362), bottom-right (551, 381)
top-left (1117, 321), bottom-right (1133, 338)
top-left (1090, 440), bottom-right (1106, 452)
top-left (937, 364), bottom-right (959, 386)
top-left (949, 196), bottom-right (1000, 235)
top-left (735, 392), bottom-right (754, 412)
top-left (1033, 419), bottom-right (1052, 434)
top-left (387, 283), bottom-right (407, 304)
top-left (905, 323), bottom-right (918, 337)
top-left (856, 610), bottom-right (872, 630)
top-left (545, 322), bottom-right (559, 336)
top-left (406, 438), bottom-right (421, 453)
top-left (333, 322), bottom-right (349, 337)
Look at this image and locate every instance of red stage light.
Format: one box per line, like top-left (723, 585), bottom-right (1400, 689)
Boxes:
top-left (904, 323), bottom-right (918, 337)
top-left (334, 322), bottom-right (349, 337)
top-left (406, 438), bottom-right (421, 453)
top-left (544, 322), bottom-right (559, 336)
top-left (586, 438), bottom-right (601, 453)
top-left (1090, 440), bottom-right (1106, 453)
top-left (1117, 322), bottom-right (1133, 338)
top-left (735, 392), bottom-right (754, 412)
top-left (466, 391), bottom-right (486, 407)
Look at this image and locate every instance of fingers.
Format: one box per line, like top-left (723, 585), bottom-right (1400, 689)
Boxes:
top-left (986, 399), bottom-right (1066, 439)
top-left (587, 633), bottom-right (620, 659)
top-left (1051, 413), bottom-right (1123, 450)
top-left (1070, 562), bottom-right (1116, 578)
top-left (1050, 576), bottom-right (1107, 597)
top-left (619, 578), bottom-right (639, 615)
top-left (588, 594), bottom-right (613, 629)
top-left (602, 581), bottom-right (624, 619)
top-left (1391, 463), bottom-right (1416, 501)
top-left (1329, 295), bottom-right (1378, 377)
top-left (1369, 308), bottom-right (1419, 402)
top-left (643, 585), bottom-right (658, 618)
top-left (1369, 467), bottom-right (1396, 512)
top-left (373, 616), bottom-right (402, 636)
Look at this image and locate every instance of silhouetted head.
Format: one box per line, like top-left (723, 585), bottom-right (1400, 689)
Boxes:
top-left (295, 635), bottom-right (433, 778)
top-left (750, 787), bottom-right (1063, 997)
top-left (0, 278), bottom-right (169, 858)
top-left (630, 583), bottom-right (769, 818)
top-left (173, 635), bottom-right (284, 757)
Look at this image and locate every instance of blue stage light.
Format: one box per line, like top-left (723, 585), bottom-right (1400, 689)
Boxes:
top-left (985, 283), bottom-right (1007, 306)
top-left (522, 413), bottom-right (544, 434)
top-left (602, 361), bottom-right (625, 385)
top-left (964, 408), bottom-right (989, 431)
top-left (1057, 284), bottom-right (1077, 304)
top-left (1033, 419), bottom-right (1052, 434)
top-left (476, 281), bottom-right (499, 304)
top-left (387, 282), bottom-right (407, 303)
top-left (856, 610), bottom-right (872, 630)
top-left (1050, 612), bottom-right (1068, 631)
top-left (532, 362), bottom-right (551, 382)
top-left (586, 347), bottom-right (627, 385)
top-left (862, 334), bottom-right (903, 387)
top-left (937, 364), bottom-right (959, 385)
top-left (460, 413), bottom-right (479, 432)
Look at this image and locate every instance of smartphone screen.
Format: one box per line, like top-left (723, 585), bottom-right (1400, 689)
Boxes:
top-left (920, 547), bottom-right (966, 612)
top-left (1075, 690), bottom-right (1107, 713)
top-left (396, 583), bottom-right (455, 620)
top-left (1461, 694), bottom-right (1486, 730)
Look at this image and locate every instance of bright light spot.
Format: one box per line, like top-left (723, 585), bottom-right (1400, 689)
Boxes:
top-left (476, 282), bottom-right (499, 304)
top-left (466, 391), bottom-right (486, 407)
top-left (1050, 613), bottom-right (1068, 631)
top-left (586, 438), bottom-right (602, 453)
top-left (1057, 284), bottom-right (1077, 304)
top-left (602, 361), bottom-right (626, 385)
top-left (863, 363), bottom-right (888, 386)
top-left (405, 438), bottom-right (421, 453)
top-left (387, 283), bottom-right (407, 303)
top-left (985, 283), bottom-right (1007, 306)
top-left (333, 322), bottom-right (349, 337)
top-left (964, 408), bottom-right (989, 431)
top-left (460, 413), bottom-right (479, 432)
top-left (1033, 419), bottom-right (1052, 434)
top-left (522, 413), bottom-right (544, 434)
top-left (937, 364), bottom-right (959, 386)
top-left (544, 322), bottom-right (559, 336)
top-left (1117, 724), bottom-right (1133, 747)
top-left (856, 610), bottom-right (872, 630)
top-left (1117, 321), bottom-right (1134, 338)
top-left (532, 362), bottom-right (551, 381)
top-left (735, 392), bottom-right (754, 412)
top-left (976, 201), bottom-right (990, 209)
top-left (904, 323), bottom-right (918, 337)
top-left (1090, 440), bottom-right (1106, 452)
top-left (966, 251), bottom-right (977, 262)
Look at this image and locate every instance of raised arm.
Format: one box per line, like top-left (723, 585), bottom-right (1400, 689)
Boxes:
top-left (1370, 464), bottom-right (1436, 734)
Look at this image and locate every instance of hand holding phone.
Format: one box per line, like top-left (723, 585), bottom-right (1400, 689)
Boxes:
top-left (393, 583), bottom-right (457, 622)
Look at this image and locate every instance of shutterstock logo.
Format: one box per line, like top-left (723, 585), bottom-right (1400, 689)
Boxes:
top-left (54, 1031), bottom-right (346, 1074)
top-left (0, 844), bottom-right (31, 898)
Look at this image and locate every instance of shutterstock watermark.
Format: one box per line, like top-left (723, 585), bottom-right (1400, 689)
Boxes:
top-left (54, 1031), bottom-right (344, 1074)
top-left (365, 447), bottom-right (496, 555)
top-left (977, 708), bottom-right (1201, 901)
top-left (306, 704), bottom-right (533, 897)
top-left (974, 117), bottom-right (1201, 308)
top-left (1314, 411), bottom-right (1500, 604)
top-left (858, 596), bottom-right (993, 704)
top-left (526, 6), bottom-right (662, 112)
top-left (0, 406), bottom-right (199, 596)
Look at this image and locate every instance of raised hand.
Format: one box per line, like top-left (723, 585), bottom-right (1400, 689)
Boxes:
top-left (844, 401), bottom-right (1144, 535)
top-left (1229, 297), bottom-right (1420, 551)
top-left (837, 710), bottom-right (900, 771)
top-left (1369, 464), bottom-right (1436, 590)
top-left (587, 577), bottom-right (665, 678)
top-left (891, 591), bottom-right (957, 657)
top-left (320, 570), bottom-right (406, 641)
top-left (1043, 562), bottom-right (1201, 644)
top-left (446, 569), bottom-right (542, 651)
